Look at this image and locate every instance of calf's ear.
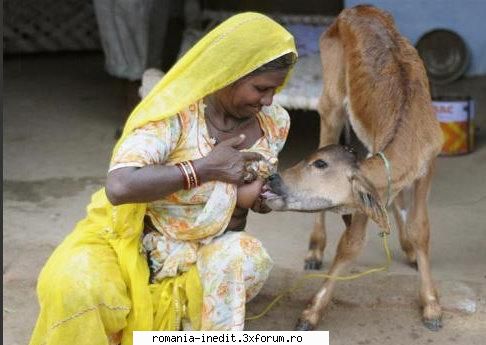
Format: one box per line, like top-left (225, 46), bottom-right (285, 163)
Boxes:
top-left (350, 173), bottom-right (390, 234)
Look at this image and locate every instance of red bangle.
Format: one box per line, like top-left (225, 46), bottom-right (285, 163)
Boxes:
top-left (176, 160), bottom-right (199, 190)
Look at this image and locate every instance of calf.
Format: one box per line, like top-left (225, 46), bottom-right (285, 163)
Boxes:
top-left (263, 5), bottom-right (443, 331)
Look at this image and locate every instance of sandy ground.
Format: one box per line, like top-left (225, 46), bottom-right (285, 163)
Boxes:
top-left (3, 53), bottom-right (486, 345)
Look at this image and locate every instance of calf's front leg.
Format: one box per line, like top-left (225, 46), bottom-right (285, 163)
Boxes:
top-left (297, 213), bottom-right (368, 330)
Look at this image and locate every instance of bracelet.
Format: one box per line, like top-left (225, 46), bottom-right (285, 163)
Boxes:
top-left (175, 160), bottom-right (200, 190)
top-left (185, 160), bottom-right (199, 188)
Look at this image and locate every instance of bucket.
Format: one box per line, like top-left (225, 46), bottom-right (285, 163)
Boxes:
top-left (432, 97), bottom-right (475, 156)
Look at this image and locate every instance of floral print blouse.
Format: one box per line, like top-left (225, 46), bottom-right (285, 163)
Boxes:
top-left (109, 99), bottom-right (290, 280)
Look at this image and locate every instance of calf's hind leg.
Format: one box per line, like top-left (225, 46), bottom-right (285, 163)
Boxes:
top-left (305, 212), bottom-right (327, 270)
top-left (407, 161), bottom-right (442, 330)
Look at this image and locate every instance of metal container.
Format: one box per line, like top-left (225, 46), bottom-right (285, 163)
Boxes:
top-left (432, 97), bottom-right (475, 156)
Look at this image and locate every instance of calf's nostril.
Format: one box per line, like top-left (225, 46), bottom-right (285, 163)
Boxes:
top-left (268, 173), bottom-right (278, 181)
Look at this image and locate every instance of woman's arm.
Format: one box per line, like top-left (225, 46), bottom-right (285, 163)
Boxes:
top-left (106, 134), bottom-right (262, 205)
top-left (106, 164), bottom-right (185, 205)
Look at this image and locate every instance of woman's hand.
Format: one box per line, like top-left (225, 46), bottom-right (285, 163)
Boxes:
top-left (194, 134), bottom-right (263, 185)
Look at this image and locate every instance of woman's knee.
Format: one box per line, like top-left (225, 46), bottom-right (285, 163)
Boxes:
top-left (236, 233), bottom-right (273, 287)
top-left (239, 233), bottom-right (273, 265)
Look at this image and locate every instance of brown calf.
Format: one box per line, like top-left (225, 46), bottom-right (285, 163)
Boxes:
top-left (263, 5), bottom-right (443, 331)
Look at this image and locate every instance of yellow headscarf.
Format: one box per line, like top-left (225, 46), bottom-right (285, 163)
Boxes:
top-left (115, 12), bottom-right (297, 153)
top-left (41, 12), bottom-right (296, 345)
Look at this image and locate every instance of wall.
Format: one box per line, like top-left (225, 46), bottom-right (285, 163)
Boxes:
top-left (345, 0), bottom-right (486, 76)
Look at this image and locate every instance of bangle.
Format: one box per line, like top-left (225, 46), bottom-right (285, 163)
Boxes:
top-left (175, 160), bottom-right (200, 190)
top-left (176, 162), bottom-right (190, 189)
top-left (185, 160), bottom-right (200, 188)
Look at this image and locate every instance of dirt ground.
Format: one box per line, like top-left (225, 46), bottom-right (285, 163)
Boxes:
top-left (3, 53), bottom-right (486, 345)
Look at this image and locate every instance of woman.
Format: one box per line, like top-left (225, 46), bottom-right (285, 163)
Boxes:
top-left (29, 12), bottom-right (297, 345)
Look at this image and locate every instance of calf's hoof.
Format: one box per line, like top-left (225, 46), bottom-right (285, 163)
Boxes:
top-left (423, 317), bottom-right (442, 331)
top-left (304, 259), bottom-right (322, 270)
top-left (294, 319), bottom-right (314, 331)
top-left (423, 301), bottom-right (442, 331)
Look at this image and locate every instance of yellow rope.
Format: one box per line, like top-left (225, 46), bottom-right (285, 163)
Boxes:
top-left (245, 231), bottom-right (392, 321)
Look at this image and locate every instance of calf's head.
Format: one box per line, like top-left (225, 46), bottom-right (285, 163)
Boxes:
top-left (262, 145), bottom-right (389, 231)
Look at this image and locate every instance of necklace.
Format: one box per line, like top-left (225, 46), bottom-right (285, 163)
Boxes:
top-left (205, 112), bottom-right (243, 133)
top-left (206, 114), bottom-right (255, 146)
top-left (204, 96), bottom-right (255, 146)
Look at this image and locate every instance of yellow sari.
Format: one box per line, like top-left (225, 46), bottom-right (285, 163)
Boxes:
top-left (29, 12), bottom-right (296, 345)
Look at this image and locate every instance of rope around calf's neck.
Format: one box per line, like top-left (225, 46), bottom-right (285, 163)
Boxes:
top-left (376, 151), bottom-right (392, 208)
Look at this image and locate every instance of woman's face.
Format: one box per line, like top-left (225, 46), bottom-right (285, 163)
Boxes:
top-left (217, 69), bottom-right (289, 119)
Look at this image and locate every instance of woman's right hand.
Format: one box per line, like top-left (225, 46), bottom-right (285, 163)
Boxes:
top-left (194, 134), bottom-right (263, 185)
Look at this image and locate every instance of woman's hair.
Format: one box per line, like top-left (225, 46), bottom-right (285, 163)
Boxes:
top-left (248, 52), bottom-right (297, 76)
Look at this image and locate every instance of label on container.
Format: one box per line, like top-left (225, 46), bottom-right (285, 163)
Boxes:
top-left (432, 100), bottom-right (472, 123)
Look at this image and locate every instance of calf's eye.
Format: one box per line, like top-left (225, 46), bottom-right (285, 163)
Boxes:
top-left (313, 159), bottom-right (328, 169)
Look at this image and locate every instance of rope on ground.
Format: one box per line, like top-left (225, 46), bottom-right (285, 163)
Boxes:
top-left (245, 231), bottom-right (392, 321)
